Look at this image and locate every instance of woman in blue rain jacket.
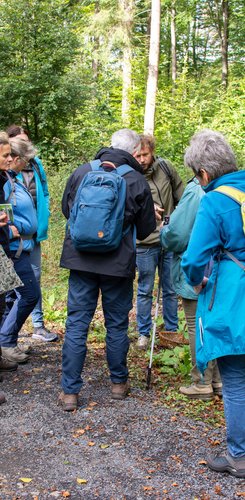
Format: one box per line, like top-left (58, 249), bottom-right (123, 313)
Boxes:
top-left (0, 138), bottom-right (40, 364)
top-left (182, 129), bottom-right (245, 478)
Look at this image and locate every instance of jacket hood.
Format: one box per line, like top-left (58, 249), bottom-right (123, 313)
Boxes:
top-left (94, 147), bottom-right (143, 174)
top-left (204, 170), bottom-right (245, 193)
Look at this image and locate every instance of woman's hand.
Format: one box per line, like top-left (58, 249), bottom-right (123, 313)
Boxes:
top-left (0, 212), bottom-right (8, 227)
top-left (9, 225), bottom-right (20, 238)
top-left (194, 277), bottom-right (209, 294)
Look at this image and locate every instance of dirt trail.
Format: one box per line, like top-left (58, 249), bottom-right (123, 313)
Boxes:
top-left (0, 335), bottom-right (244, 499)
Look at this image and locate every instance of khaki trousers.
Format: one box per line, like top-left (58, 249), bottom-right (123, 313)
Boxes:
top-left (182, 298), bottom-right (221, 386)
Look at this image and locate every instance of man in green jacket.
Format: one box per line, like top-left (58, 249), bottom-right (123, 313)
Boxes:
top-left (135, 135), bottom-right (184, 349)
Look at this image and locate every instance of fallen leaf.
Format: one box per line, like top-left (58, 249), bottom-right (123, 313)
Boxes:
top-left (214, 485), bottom-right (222, 494)
top-left (198, 459), bottom-right (207, 465)
top-left (77, 478), bottom-right (87, 484)
top-left (172, 482), bottom-right (178, 486)
top-left (88, 441), bottom-right (95, 446)
top-left (236, 492), bottom-right (245, 497)
top-left (73, 428), bottom-right (86, 438)
top-left (20, 477), bottom-right (32, 483)
top-left (100, 444), bottom-right (109, 449)
top-left (143, 486), bottom-right (153, 491)
top-left (62, 491), bottom-right (71, 497)
top-left (171, 416), bottom-right (177, 421)
top-left (23, 390), bottom-right (30, 394)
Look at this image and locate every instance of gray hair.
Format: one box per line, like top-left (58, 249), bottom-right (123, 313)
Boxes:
top-left (9, 137), bottom-right (37, 162)
top-left (111, 129), bottom-right (141, 155)
top-left (0, 131), bottom-right (9, 146)
top-left (184, 129), bottom-right (237, 181)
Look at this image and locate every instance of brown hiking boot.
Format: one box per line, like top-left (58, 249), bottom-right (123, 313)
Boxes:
top-left (1, 346), bottom-right (29, 364)
top-left (58, 391), bottom-right (78, 412)
top-left (0, 390), bottom-right (6, 404)
top-left (179, 383), bottom-right (214, 400)
top-left (111, 380), bottom-right (130, 400)
top-left (212, 382), bottom-right (223, 396)
top-left (0, 357), bottom-right (18, 372)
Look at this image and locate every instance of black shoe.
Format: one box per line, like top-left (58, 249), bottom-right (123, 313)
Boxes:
top-left (207, 453), bottom-right (245, 478)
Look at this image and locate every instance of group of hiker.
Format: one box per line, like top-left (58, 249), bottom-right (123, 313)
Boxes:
top-left (0, 126), bottom-right (244, 478)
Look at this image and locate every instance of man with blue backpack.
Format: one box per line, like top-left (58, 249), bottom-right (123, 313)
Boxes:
top-left (58, 129), bottom-right (156, 411)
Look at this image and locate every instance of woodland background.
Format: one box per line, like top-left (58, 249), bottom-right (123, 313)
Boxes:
top-left (0, 0), bottom-right (244, 324)
top-left (0, 0), bottom-right (244, 410)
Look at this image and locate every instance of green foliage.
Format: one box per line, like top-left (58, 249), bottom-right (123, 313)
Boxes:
top-left (153, 345), bottom-right (192, 376)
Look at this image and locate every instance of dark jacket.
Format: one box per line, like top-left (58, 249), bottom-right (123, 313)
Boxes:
top-left (0, 172), bottom-right (10, 257)
top-left (60, 147), bottom-right (156, 278)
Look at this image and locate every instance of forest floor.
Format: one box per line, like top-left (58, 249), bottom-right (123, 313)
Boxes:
top-left (1, 325), bottom-right (245, 500)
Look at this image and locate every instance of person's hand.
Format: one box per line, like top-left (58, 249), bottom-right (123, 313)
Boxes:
top-left (154, 204), bottom-right (164, 221)
top-left (194, 277), bottom-right (209, 294)
top-left (9, 225), bottom-right (20, 238)
top-left (0, 212), bottom-right (8, 227)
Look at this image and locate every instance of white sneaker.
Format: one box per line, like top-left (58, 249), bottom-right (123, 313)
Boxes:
top-left (137, 336), bottom-right (149, 350)
top-left (32, 327), bottom-right (58, 342)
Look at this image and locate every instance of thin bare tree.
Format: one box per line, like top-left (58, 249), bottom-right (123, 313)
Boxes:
top-left (144, 0), bottom-right (161, 134)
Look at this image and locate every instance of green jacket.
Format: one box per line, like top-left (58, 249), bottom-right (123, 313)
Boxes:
top-left (137, 157), bottom-right (184, 246)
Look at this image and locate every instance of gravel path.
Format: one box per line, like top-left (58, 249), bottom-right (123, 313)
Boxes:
top-left (1, 336), bottom-right (244, 499)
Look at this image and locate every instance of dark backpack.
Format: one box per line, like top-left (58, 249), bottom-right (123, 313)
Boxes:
top-left (69, 160), bottom-right (133, 253)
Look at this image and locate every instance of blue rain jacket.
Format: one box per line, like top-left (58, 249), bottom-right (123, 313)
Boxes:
top-left (4, 173), bottom-right (38, 253)
top-left (17, 157), bottom-right (50, 242)
top-left (182, 170), bottom-right (245, 373)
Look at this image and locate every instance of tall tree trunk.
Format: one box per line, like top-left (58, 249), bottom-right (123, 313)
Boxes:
top-left (221, 0), bottom-right (229, 88)
top-left (120, 0), bottom-right (134, 126)
top-left (144, 0), bottom-right (161, 135)
top-left (170, 3), bottom-right (177, 84)
top-left (92, 1), bottom-right (100, 80)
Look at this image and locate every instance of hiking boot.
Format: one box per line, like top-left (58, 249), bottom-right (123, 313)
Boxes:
top-left (19, 345), bottom-right (32, 354)
top-left (207, 453), bottom-right (245, 478)
top-left (58, 391), bottom-right (78, 412)
top-left (0, 390), bottom-right (6, 404)
top-left (179, 383), bottom-right (214, 400)
top-left (212, 382), bottom-right (223, 396)
top-left (111, 380), bottom-right (130, 400)
top-left (137, 335), bottom-right (149, 350)
top-left (0, 357), bottom-right (18, 372)
top-left (32, 327), bottom-right (58, 342)
top-left (1, 346), bottom-right (29, 364)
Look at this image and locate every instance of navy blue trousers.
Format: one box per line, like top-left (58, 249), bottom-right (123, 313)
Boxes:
top-left (62, 270), bottom-right (133, 394)
top-left (0, 251), bottom-right (40, 347)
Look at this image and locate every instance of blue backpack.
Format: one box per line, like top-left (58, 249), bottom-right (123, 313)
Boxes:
top-left (69, 160), bottom-right (133, 253)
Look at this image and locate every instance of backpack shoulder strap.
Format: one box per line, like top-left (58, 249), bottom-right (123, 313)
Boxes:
top-left (214, 185), bottom-right (245, 234)
top-left (90, 159), bottom-right (102, 171)
top-left (116, 164), bottom-right (133, 177)
top-left (5, 172), bottom-right (17, 206)
top-left (214, 185), bottom-right (245, 204)
top-left (158, 157), bottom-right (179, 206)
top-left (158, 157), bottom-right (173, 183)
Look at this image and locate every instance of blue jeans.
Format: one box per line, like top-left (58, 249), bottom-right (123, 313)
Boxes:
top-left (0, 251), bottom-right (40, 347)
top-left (30, 242), bottom-right (43, 327)
top-left (136, 246), bottom-right (178, 336)
top-left (62, 270), bottom-right (133, 394)
top-left (217, 355), bottom-right (245, 458)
